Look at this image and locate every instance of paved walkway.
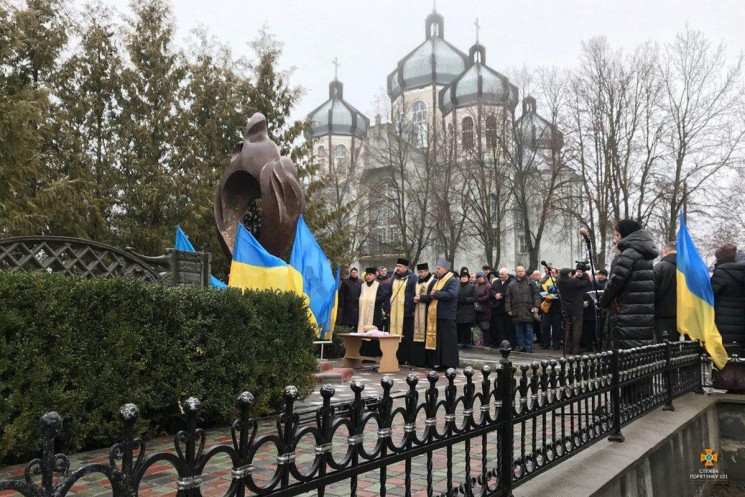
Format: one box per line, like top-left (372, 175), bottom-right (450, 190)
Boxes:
top-left (0, 346), bottom-right (574, 497)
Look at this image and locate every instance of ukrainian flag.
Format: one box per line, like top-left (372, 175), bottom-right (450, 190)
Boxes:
top-left (289, 216), bottom-right (340, 339)
top-left (174, 226), bottom-right (227, 288)
top-left (228, 223), bottom-right (317, 329)
top-left (676, 212), bottom-right (728, 368)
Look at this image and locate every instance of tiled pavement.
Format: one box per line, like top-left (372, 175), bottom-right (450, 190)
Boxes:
top-left (1, 346), bottom-right (591, 497)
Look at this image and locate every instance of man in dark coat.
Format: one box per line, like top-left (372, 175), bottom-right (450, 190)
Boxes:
top-left (654, 241), bottom-right (678, 341)
top-left (418, 259), bottom-right (459, 370)
top-left (557, 266), bottom-right (592, 355)
top-left (490, 268), bottom-right (515, 347)
top-left (337, 267), bottom-right (362, 328)
top-left (594, 270), bottom-right (608, 291)
top-left (388, 258), bottom-right (417, 364)
top-left (582, 292), bottom-right (597, 351)
top-left (598, 219), bottom-right (659, 349)
top-left (711, 243), bottom-right (745, 349)
top-left (456, 269), bottom-right (477, 348)
top-left (505, 266), bottom-right (540, 352)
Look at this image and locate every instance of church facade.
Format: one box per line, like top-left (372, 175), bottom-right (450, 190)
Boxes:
top-left (307, 10), bottom-right (583, 272)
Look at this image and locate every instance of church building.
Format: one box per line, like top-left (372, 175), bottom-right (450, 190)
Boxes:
top-left (307, 10), bottom-right (582, 272)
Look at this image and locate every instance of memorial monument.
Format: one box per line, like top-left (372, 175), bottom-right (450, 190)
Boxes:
top-left (214, 112), bottom-right (306, 259)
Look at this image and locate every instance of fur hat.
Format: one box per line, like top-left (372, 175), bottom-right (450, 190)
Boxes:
top-left (436, 259), bottom-right (452, 271)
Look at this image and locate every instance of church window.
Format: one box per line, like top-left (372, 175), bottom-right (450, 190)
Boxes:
top-left (515, 211), bottom-right (526, 231)
top-left (317, 146), bottom-right (326, 165)
top-left (462, 117), bottom-right (474, 150)
top-left (412, 101), bottom-right (427, 147)
top-left (334, 145), bottom-right (348, 172)
top-left (517, 233), bottom-right (528, 254)
top-left (485, 115), bottom-right (497, 149)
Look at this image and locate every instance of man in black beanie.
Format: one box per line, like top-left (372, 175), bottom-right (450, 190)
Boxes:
top-left (598, 219), bottom-right (658, 349)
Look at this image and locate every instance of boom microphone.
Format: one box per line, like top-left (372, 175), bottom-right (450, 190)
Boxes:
top-left (579, 227), bottom-right (591, 243)
top-left (540, 260), bottom-right (549, 268)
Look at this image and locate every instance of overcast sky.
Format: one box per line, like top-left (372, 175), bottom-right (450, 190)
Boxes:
top-left (89, 0), bottom-right (744, 122)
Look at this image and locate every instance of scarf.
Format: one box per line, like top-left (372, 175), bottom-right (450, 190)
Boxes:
top-left (425, 272), bottom-right (454, 350)
top-left (389, 274), bottom-right (409, 337)
top-left (358, 280), bottom-right (380, 330)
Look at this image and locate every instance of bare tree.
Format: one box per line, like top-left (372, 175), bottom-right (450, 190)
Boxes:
top-left (307, 141), bottom-right (371, 266)
top-left (431, 119), bottom-right (469, 264)
top-left (656, 28), bottom-right (745, 240)
top-left (458, 104), bottom-right (512, 268)
top-left (363, 100), bottom-right (436, 265)
top-left (565, 38), bottom-right (667, 267)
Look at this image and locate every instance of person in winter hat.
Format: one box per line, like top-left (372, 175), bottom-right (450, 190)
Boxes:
top-left (598, 219), bottom-right (658, 349)
top-left (712, 243), bottom-right (745, 349)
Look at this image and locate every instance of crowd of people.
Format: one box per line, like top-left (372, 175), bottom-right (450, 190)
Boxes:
top-left (336, 219), bottom-right (745, 371)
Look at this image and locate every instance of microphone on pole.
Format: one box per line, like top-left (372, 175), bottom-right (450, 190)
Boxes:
top-left (579, 227), bottom-right (591, 244)
top-left (540, 260), bottom-right (549, 268)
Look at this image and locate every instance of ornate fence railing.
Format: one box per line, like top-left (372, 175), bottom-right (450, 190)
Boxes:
top-left (0, 338), bottom-right (703, 497)
top-left (0, 236), bottom-right (212, 287)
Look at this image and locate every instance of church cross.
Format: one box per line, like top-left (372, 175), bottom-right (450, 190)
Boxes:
top-left (475, 18), bottom-right (481, 43)
top-left (332, 57), bottom-right (340, 81)
top-left (433, 0), bottom-right (437, 13)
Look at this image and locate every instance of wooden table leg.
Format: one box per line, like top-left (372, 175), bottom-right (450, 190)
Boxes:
top-left (378, 338), bottom-right (400, 373)
top-left (341, 336), bottom-right (363, 369)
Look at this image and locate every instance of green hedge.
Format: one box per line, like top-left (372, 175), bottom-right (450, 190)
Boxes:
top-left (0, 271), bottom-right (317, 463)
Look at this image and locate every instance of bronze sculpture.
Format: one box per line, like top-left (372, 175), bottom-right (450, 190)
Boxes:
top-left (214, 113), bottom-right (305, 259)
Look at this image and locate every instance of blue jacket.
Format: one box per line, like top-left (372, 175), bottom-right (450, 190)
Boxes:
top-left (420, 272), bottom-right (459, 320)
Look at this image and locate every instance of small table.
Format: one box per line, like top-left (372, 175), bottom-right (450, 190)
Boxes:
top-left (340, 333), bottom-right (400, 373)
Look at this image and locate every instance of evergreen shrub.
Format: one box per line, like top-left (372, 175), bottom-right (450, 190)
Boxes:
top-left (0, 271), bottom-right (316, 463)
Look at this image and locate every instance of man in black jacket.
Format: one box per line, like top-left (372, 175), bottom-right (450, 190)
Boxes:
top-left (598, 219), bottom-right (659, 349)
top-left (337, 267), bottom-right (362, 328)
top-left (654, 241), bottom-right (678, 341)
top-left (557, 266), bottom-right (592, 355)
top-left (490, 268), bottom-right (515, 347)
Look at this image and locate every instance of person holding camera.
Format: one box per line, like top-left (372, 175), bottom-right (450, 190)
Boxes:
top-left (557, 264), bottom-right (592, 355)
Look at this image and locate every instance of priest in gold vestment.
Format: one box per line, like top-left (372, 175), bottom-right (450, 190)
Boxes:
top-left (388, 258), bottom-right (417, 365)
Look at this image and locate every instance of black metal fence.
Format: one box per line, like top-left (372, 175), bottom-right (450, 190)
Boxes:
top-left (0, 339), bottom-right (703, 497)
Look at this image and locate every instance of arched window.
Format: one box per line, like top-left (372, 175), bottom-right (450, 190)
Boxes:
top-left (485, 115), bottom-right (497, 149)
top-left (462, 117), bottom-right (474, 150)
top-left (334, 145), bottom-right (348, 172)
top-left (317, 146), bottom-right (326, 165)
top-left (412, 101), bottom-right (427, 146)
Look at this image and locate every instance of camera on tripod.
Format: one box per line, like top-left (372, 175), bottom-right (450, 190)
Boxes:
top-left (575, 260), bottom-right (590, 271)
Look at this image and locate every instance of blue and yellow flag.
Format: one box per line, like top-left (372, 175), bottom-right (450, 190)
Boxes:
top-left (228, 223), bottom-right (317, 329)
top-left (676, 212), bottom-right (728, 368)
top-left (174, 226), bottom-right (228, 289)
top-left (289, 216), bottom-right (340, 339)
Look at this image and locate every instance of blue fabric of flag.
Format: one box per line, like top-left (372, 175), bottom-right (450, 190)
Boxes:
top-left (289, 216), bottom-right (338, 337)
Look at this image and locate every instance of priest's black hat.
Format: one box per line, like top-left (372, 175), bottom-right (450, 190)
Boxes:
top-left (416, 263), bottom-right (429, 271)
top-left (397, 258), bottom-right (410, 266)
top-left (365, 267), bottom-right (377, 274)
